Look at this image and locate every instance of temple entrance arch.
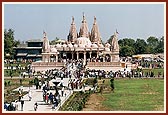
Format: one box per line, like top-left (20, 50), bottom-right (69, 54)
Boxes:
top-left (91, 51), bottom-right (97, 58)
top-left (73, 52), bottom-right (77, 60)
top-left (67, 52), bottom-right (72, 60)
top-left (79, 52), bottom-right (84, 59)
top-left (86, 52), bottom-right (90, 59)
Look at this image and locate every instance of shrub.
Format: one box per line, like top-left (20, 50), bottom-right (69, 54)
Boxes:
top-left (4, 81), bottom-right (7, 87)
top-left (29, 80), bottom-right (34, 85)
top-left (8, 81), bottom-right (11, 86)
top-left (60, 91), bottom-right (92, 111)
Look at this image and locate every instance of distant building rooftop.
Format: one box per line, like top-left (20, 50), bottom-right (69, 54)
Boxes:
top-left (17, 43), bottom-right (28, 48)
top-left (27, 39), bottom-right (43, 42)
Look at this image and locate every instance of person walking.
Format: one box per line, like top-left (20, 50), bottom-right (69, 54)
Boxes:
top-left (110, 77), bottom-right (115, 93)
top-left (28, 89), bottom-right (32, 101)
top-left (61, 86), bottom-right (64, 97)
top-left (21, 99), bottom-right (24, 111)
top-left (18, 89), bottom-right (22, 102)
top-left (34, 102), bottom-right (38, 111)
top-left (15, 100), bottom-right (18, 111)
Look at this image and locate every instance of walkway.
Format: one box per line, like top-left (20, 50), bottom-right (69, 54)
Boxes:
top-left (12, 78), bottom-right (73, 112)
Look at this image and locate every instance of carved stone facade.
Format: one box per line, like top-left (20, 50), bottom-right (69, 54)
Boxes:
top-left (33, 14), bottom-right (120, 72)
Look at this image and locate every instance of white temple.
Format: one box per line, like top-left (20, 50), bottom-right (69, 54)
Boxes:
top-left (32, 14), bottom-right (121, 72)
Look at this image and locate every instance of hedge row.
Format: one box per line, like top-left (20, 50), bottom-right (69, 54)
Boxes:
top-left (60, 91), bottom-right (92, 111)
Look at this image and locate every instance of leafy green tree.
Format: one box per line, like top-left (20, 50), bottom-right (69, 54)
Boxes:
top-left (134, 38), bottom-right (147, 54)
top-left (120, 45), bottom-right (135, 57)
top-left (155, 36), bottom-right (164, 53)
top-left (50, 37), bottom-right (60, 45)
top-left (118, 38), bottom-right (135, 48)
top-left (4, 29), bottom-right (20, 59)
top-left (146, 36), bottom-right (159, 53)
top-left (108, 34), bottom-right (164, 56)
top-left (118, 38), bottom-right (136, 57)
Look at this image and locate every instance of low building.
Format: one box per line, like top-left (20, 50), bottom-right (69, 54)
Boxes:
top-left (14, 39), bottom-right (43, 62)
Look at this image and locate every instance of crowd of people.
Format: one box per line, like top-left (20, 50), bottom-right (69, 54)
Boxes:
top-left (4, 56), bottom-right (164, 111)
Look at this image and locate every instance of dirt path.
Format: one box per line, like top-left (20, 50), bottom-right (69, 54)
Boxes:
top-left (82, 93), bottom-right (109, 111)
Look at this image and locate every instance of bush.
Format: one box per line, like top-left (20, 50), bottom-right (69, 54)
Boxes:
top-left (8, 81), bottom-right (11, 86)
top-left (29, 80), bottom-right (34, 85)
top-left (4, 81), bottom-right (7, 87)
top-left (60, 91), bottom-right (92, 111)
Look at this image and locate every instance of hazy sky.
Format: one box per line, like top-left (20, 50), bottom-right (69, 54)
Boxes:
top-left (3, 3), bottom-right (165, 42)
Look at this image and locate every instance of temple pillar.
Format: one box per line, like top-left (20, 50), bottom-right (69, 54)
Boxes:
top-left (110, 54), bottom-right (113, 62)
top-left (72, 52), bottom-right (74, 60)
top-left (56, 53), bottom-right (58, 62)
top-left (48, 54), bottom-right (50, 62)
top-left (97, 51), bottom-right (99, 59)
top-left (42, 54), bottom-right (49, 62)
top-left (84, 52), bottom-right (86, 65)
top-left (77, 52), bottom-right (79, 60)
top-left (103, 55), bottom-right (105, 62)
top-left (89, 52), bottom-right (92, 59)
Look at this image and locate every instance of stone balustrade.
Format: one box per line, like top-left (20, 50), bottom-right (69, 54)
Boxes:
top-left (87, 62), bottom-right (121, 67)
top-left (32, 62), bottom-right (64, 66)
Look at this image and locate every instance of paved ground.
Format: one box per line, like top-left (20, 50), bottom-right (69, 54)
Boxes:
top-left (7, 77), bottom-right (91, 112)
top-left (15, 87), bottom-right (72, 112)
top-left (11, 78), bottom-right (72, 112)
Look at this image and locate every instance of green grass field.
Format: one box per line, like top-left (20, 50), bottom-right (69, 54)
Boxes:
top-left (100, 78), bottom-right (164, 111)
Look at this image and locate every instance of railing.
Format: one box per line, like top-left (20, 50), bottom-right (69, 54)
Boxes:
top-left (32, 62), bottom-right (64, 66)
top-left (87, 62), bottom-right (121, 67)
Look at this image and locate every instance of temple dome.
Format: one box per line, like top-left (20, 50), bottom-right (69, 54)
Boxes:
top-left (79, 44), bottom-right (85, 48)
top-left (98, 43), bottom-right (104, 48)
top-left (76, 37), bottom-right (92, 47)
top-left (67, 43), bottom-right (73, 48)
top-left (91, 43), bottom-right (98, 48)
top-left (62, 44), bottom-right (67, 48)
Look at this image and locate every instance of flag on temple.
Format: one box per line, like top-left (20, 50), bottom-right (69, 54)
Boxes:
top-left (116, 29), bottom-right (119, 34)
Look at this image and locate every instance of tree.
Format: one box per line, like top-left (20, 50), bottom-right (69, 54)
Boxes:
top-left (50, 37), bottom-right (60, 45)
top-left (134, 39), bottom-right (147, 54)
top-left (4, 28), bottom-right (20, 59)
top-left (146, 36), bottom-right (159, 54)
top-left (118, 38), bottom-right (135, 48)
top-left (118, 38), bottom-right (136, 57)
top-left (120, 45), bottom-right (135, 57)
top-left (155, 36), bottom-right (164, 53)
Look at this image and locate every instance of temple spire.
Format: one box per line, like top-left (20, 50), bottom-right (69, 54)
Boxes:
top-left (94, 16), bottom-right (96, 24)
top-left (42, 31), bottom-right (50, 53)
top-left (111, 31), bottom-right (119, 52)
top-left (90, 16), bottom-right (101, 44)
top-left (82, 12), bottom-right (86, 23)
top-left (72, 16), bottom-right (74, 24)
top-left (43, 31), bottom-right (47, 37)
top-left (67, 16), bottom-right (78, 43)
top-left (79, 13), bottom-right (90, 38)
